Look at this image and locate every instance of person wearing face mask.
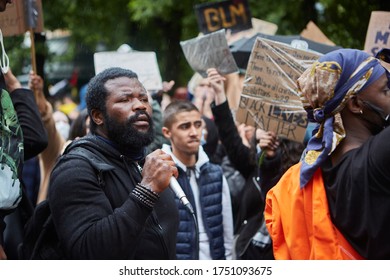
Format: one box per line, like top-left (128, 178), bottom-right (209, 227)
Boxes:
top-left (264, 48), bottom-right (390, 259)
top-left (53, 111), bottom-right (71, 140)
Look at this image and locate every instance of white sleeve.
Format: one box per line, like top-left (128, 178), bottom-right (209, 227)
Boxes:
top-left (221, 175), bottom-right (234, 260)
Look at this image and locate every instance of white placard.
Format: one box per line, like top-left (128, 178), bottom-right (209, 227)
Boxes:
top-left (94, 51), bottom-right (163, 91)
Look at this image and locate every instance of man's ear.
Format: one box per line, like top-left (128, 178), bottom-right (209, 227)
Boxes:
top-left (91, 109), bottom-right (104, 126)
top-left (162, 126), bottom-right (171, 139)
top-left (346, 95), bottom-right (364, 115)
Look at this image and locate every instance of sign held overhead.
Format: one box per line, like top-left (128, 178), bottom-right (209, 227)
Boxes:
top-left (364, 11), bottom-right (390, 56)
top-left (235, 38), bottom-right (321, 142)
top-left (0, 0), bottom-right (44, 36)
top-left (195, 0), bottom-right (252, 35)
top-left (94, 51), bottom-right (163, 92)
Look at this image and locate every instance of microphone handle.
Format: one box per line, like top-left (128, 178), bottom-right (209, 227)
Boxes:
top-left (179, 196), bottom-right (194, 214)
top-left (170, 177), bottom-right (195, 214)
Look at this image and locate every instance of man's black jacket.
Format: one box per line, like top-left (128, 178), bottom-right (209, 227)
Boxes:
top-left (48, 135), bottom-right (179, 259)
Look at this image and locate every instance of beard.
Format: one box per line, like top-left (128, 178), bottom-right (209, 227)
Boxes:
top-left (104, 111), bottom-right (155, 150)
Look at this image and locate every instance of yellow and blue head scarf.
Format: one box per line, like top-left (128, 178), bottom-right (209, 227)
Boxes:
top-left (297, 48), bottom-right (389, 188)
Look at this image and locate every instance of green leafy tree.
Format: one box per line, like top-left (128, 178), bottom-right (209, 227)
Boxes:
top-left (318, 0), bottom-right (389, 49)
top-left (250, 0), bottom-right (389, 49)
top-left (6, 0), bottom-right (390, 89)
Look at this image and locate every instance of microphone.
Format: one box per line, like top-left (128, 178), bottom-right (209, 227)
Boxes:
top-left (170, 177), bottom-right (195, 214)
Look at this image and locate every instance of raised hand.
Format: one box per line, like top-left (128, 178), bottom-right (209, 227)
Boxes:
top-left (207, 68), bottom-right (226, 105)
top-left (28, 71), bottom-right (46, 113)
top-left (259, 130), bottom-right (280, 159)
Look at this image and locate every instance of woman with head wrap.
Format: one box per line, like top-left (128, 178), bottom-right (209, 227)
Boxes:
top-left (264, 48), bottom-right (390, 260)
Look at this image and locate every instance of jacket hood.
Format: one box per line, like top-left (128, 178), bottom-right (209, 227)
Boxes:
top-left (64, 134), bottom-right (124, 162)
top-left (161, 143), bottom-right (209, 176)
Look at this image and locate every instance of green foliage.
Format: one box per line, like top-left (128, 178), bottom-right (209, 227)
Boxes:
top-left (249, 0), bottom-right (388, 49)
top-left (43, 0), bottom-right (131, 49)
top-left (3, 0), bottom-right (389, 87)
top-left (5, 35), bottom-right (29, 75)
top-left (249, 0), bottom-right (317, 35)
top-left (129, 0), bottom-right (173, 20)
top-left (317, 0), bottom-right (386, 49)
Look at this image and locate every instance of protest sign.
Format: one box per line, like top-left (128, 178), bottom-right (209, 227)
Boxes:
top-left (195, 0), bottom-right (252, 35)
top-left (235, 38), bottom-right (320, 142)
top-left (0, 0), bottom-right (44, 36)
top-left (180, 29), bottom-right (239, 77)
top-left (227, 17), bottom-right (278, 45)
top-left (300, 21), bottom-right (336, 46)
top-left (94, 51), bottom-right (163, 92)
top-left (364, 11), bottom-right (390, 56)
top-left (250, 18), bottom-right (278, 36)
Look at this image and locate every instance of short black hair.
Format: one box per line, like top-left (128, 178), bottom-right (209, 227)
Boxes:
top-left (86, 67), bottom-right (138, 133)
top-left (163, 100), bottom-right (199, 129)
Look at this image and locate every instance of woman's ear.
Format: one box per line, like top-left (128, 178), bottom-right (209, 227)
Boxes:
top-left (346, 95), bottom-right (363, 115)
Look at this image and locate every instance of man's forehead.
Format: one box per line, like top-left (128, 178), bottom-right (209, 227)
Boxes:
top-left (105, 77), bottom-right (146, 91)
top-left (177, 118), bottom-right (202, 123)
top-left (174, 111), bottom-right (202, 122)
top-left (105, 76), bottom-right (139, 85)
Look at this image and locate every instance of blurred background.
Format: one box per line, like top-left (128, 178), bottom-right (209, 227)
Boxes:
top-left (4, 0), bottom-right (390, 99)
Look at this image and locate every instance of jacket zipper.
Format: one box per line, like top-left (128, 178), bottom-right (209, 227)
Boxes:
top-left (151, 212), bottom-right (169, 258)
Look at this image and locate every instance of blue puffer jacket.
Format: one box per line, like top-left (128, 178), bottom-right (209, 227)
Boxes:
top-left (175, 162), bottom-right (225, 260)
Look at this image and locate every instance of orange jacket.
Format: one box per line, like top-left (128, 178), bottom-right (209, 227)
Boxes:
top-left (264, 162), bottom-right (363, 260)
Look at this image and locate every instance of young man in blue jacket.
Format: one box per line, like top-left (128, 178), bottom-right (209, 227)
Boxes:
top-left (162, 100), bottom-right (233, 260)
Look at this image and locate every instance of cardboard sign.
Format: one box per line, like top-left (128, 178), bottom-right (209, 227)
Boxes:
top-left (195, 0), bottom-right (252, 35)
top-left (227, 17), bottom-right (278, 45)
top-left (364, 11), bottom-right (390, 56)
top-left (235, 38), bottom-right (321, 142)
top-left (93, 51), bottom-right (163, 92)
top-left (180, 29), bottom-right (239, 77)
top-left (0, 0), bottom-right (44, 36)
top-left (300, 21), bottom-right (336, 46)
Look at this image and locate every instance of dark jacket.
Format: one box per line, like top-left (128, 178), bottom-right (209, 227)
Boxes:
top-left (175, 164), bottom-right (225, 260)
top-left (10, 88), bottom-right (48, 161)
top-left (211, 101), bottom-right (262, 231)
top-left (48, 135), bottom-right (179, 259)
top-left (1, 73), bottom-right (48, 255)
top-left (211, 101), bottom-right (273, 260)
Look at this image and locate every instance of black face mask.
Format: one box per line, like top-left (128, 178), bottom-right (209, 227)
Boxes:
top-left (376, 48), bottom-right (390, 64)
top-left (360, 99), bottom-right (390, 133)
top-left (362, 48), bottom-right (390, 133)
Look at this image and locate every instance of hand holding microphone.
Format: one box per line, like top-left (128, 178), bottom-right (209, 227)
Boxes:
top-left (139, 149), bottom-right (194, 214)
top-left (140, 149), bottom-right (179, 194)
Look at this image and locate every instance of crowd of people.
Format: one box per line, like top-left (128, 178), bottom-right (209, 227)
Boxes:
top-left (1, 0), bottom-right (390, 260)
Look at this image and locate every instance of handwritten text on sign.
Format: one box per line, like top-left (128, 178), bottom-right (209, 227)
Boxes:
top-left (239, 96), bottom-right (308, 141)
top-left (364, 11), bottom-right (390, 56)
top-left (236, 38), bottom-right (320, 142)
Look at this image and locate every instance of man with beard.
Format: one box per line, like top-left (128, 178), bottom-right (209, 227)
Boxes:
top-left (48, 67), bottom-right (179, 259)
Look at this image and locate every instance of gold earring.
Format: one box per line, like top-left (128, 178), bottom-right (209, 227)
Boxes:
top-left (360, 110), bottom-right (363, 114)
